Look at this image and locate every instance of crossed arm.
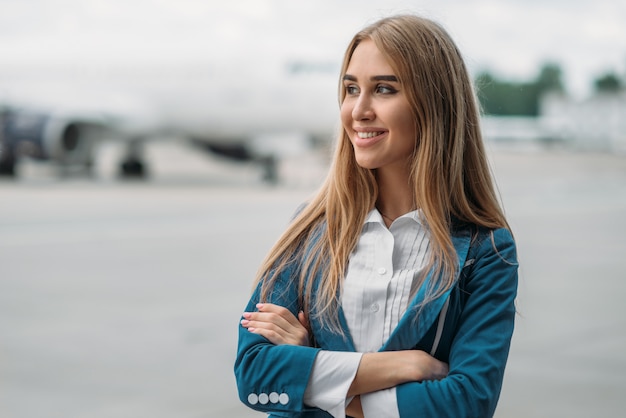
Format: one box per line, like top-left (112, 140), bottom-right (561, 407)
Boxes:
top-left (241, 302), bottom-right (448, 417)
top-left (238, 229), bottom-right (517, 417)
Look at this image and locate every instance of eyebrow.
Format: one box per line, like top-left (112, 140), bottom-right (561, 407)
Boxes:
top-left (342, 74), bottom-right (399, 82)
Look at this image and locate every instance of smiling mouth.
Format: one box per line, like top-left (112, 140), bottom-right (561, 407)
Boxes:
top-left (356, 131), bottom-right (385, 139)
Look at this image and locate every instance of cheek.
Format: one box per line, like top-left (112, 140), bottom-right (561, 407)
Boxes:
top-left (400, 116), bottom-right (417, 139)
top-left (340, 101), bottom-right (353, 130)
top-left (393, 105), bottom-right (417, 140)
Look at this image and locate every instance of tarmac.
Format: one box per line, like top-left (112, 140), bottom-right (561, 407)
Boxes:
top-left (1, 141), bottom-right (625, 417)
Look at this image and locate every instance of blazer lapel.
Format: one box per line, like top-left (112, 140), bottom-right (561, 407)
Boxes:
top-left (310, 304), bottom-right (356, 351)
top-left (381, 228), bottom-right (472, 351)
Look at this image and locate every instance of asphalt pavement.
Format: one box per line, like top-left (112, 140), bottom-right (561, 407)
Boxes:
top-left (1, 141), bottom-right (625, 417)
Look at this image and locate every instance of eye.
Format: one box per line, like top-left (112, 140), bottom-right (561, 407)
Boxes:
top-left (345, 84), bottom-right (360, 95)
top-left (376, 84), bottom-right (397, 94)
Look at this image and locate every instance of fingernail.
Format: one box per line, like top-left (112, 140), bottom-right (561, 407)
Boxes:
top-left (256, 303), bottom-right (264, 310)
top-left (241, 319), bottom-right (249, 326)
top-left (242, 312), bottom-right (251, 319)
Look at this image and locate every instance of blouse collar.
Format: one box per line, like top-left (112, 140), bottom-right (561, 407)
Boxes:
top-left (365, 208), bottom-right (423, 226)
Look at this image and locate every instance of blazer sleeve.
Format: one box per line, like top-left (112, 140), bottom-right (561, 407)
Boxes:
top-left (396, 227), bottom-right (519, 417)
top-left (234, 263), bottom-right (323, 415)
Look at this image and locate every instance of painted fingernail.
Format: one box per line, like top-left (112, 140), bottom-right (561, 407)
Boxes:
top-left (241, 319), bottom-right (249, 326)
top-left (242, 312), bottom-right (251, 319)
top-left (256, 303), bottom-right (264, 309)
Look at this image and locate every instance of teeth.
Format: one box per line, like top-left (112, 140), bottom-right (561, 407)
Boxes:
top-left (357, 131), bottom-right (383, 139)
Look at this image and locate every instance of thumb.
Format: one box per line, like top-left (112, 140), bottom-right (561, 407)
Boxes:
top-left (298, 310), bottom-right (310, 330)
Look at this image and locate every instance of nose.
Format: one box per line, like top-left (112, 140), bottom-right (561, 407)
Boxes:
top-left (352, 94), bottom-right (374, 121)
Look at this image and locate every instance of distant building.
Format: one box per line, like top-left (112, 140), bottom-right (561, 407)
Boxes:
top-left (480, 115), bottom-right (559, 146)
top-left (480, 91), bottom-right (626, 154)
top-left (540, 91), bottom-right (626, 153)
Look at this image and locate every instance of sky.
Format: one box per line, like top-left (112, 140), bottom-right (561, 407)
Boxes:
top-left (0, 0), bottom-right (624, 99)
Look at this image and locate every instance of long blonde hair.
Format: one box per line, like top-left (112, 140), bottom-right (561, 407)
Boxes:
top-left (255, 14), bottom-right (509, 331)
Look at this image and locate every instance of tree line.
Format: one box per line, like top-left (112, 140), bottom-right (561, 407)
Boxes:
top-left (474, 64), bottom-right (624, 116)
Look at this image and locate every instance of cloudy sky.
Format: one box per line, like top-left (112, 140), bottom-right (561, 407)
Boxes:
top-left (0, 0), bottom-right (624, 99)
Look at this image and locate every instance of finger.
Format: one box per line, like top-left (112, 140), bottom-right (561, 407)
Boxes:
top-left (298, 311), bottom-right (310, 329)
top-left (243, 311), bottom-right (295, 334)
top-left (245, 325), bottom-right (287, 345)
top-left (252, 303), bottom-right (305, 332)
top-left (241, 317), bottom-right (287, 339)
top-left (241, 311), bottom-right (302, 344)
top-left (257, 303), bottom-right (303, 327)
top-left (241, 314), bottom-right (308, 346)
top-left (243, 318), bottom-right (305, 346)
top-left (242, 303), bottom-right (310, 346)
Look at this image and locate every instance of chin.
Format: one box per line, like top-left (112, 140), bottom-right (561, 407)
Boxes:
top-left (354, 158), bottom-right (379, 170)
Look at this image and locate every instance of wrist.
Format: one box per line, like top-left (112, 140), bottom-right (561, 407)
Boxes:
top-left (391, 351), bottom-right (418, 383)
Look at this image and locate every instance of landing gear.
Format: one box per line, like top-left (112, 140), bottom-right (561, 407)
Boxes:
top-left (0, 109), bottom-right (16, 178)
top-left (118, 139), bottom-right (148, 179)
top-left (259, 155), bottom-right (278, 184)
top-left (193, 140), bottom-right (280, 184)
top-left (0, 154), bottom-right (16, 177)
top-left (119, 157), bottom-right (147, 178)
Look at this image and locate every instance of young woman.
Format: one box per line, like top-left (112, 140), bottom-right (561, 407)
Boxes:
top-left (235, 14), bottom-right (518, 418)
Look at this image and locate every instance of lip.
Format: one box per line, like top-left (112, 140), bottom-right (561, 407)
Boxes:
top-left (352, 128), bottom-right (387, 147)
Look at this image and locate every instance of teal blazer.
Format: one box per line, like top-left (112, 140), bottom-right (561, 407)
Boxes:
top-left (234, 223), bottom-right (518, 417)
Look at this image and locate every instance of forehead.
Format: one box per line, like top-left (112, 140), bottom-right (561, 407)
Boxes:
top-left (345, 39), bottom-right (396, 76)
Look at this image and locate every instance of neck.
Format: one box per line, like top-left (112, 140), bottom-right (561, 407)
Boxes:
top-left (375, 167), bottom-right (415, 222)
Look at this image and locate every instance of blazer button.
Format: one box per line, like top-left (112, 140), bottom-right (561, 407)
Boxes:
top-left (258, 393), bottom-right (269, 404)
top-left (269, 392), bottom-right (280, 403)
top-left (279, 393), bottom-right (290, 405)
top-left (247, 393), bottom-right (258, 405)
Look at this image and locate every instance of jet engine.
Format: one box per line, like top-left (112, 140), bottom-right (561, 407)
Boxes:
top-left (0, 107), bottom-right (100, 177)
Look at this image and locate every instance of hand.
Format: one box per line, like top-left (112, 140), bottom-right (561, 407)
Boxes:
top-left (405, 350), bottom-right (449, 382)
top-left (241, 303), bottom-right (310, 346)
top-left (347, 350), bottom-right (448, 396)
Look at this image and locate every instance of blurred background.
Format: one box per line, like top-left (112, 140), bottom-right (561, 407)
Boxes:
top-left (1, 1), bottom-right (625, 417)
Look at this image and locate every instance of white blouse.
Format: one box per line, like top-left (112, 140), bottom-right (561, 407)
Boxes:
top-left (304, 209), bottom-right (431, 418)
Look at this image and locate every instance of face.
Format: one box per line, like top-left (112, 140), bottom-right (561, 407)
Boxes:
top-left (340, 39), bottom-right (416, 175)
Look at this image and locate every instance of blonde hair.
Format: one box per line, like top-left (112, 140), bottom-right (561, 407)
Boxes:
top-left (254, 14), bottom-right (509, 331)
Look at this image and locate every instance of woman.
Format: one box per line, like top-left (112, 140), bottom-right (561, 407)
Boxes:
top-left (235, 14), bottom-right (518, 418)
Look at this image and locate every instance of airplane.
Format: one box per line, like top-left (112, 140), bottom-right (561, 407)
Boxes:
top-left (0, 57), bottom-right (342, 183)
